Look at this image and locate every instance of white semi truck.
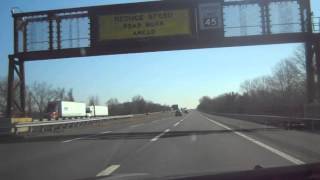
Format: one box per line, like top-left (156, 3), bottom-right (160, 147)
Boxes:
top-left (86, 105), bottom-right (109, 117)
top-left (46, 101), bottom-right (108, 120)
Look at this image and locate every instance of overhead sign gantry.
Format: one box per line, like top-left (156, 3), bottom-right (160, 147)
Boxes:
top-left (6, 0), bottom-right (320, 117)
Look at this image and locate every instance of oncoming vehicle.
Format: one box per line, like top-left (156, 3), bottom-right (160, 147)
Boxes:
top-left (46, 101), bottom-right (108, 120)
top-left (86, 105), bottom-right (109, 118)
top-left (46, 101), bottom-right (86, 120)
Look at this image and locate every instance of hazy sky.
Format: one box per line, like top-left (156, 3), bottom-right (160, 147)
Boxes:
top-left (0, 0), bottom-right (319, 108)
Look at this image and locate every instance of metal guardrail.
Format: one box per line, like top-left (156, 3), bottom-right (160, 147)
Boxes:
top-left (223, 113), bottom-right (320, 120)
top-left (0, 111), bottom-right (168, 135)
top-left (209, 112), bottom-right (320, 131)
top-left (15, 115), bottom-right (133, 128)
top-left (11, 115), bottom-right (133, 134)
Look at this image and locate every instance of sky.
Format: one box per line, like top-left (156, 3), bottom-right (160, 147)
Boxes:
top-left (0, 0), bottom-right (319, 109)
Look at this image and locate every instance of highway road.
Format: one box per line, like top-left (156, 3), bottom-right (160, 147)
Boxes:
top-left (1, 110), bottom-right (320, 180)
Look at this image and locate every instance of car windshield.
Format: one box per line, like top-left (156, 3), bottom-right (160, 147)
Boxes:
top-left (0, 0), bottom-right (320, 180)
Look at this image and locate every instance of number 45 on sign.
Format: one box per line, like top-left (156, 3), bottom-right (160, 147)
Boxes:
top-left (203, 17), bottom-right (218, 27)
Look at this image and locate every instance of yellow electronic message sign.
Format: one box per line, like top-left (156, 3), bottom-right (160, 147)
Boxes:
top-left (98, 9), bottom-right (191, 41)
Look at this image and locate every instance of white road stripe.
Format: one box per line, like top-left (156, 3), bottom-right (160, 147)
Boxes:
top-left (150, 137), bottom-right (159, 142)
top-left (150, 129), bottom-right (170, 142)
top-left (96, 164), bottom-right (120, 176)
top-left (201, 114), bottom-right (305, 165)
top-left (62, 137), bottom-right (83, 143)
top-left (174, 122), bottom-right (180, 127)
top-left (100, 131), bottom-right (112, 134)
top-left (179, 113), bottom-right (191, 122)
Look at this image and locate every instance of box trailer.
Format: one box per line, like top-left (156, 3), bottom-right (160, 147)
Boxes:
top-left (87, 105), bottom-right (108, 117)
top-left (47, 101), bottom-right (86, 119)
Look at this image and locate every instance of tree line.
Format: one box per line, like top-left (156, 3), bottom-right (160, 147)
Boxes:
top-left (0, 80), bottom-right (170, 117)
top-left (0, 81), bottom-right (75, 117)
top-left (197, 47), bottom-right (307, 117)
top-left (106, 95), bottom-right (171, 115)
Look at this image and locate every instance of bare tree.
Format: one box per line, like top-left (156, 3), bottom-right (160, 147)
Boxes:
top-left (106, 98), bottom-right (119, 106)
top-left (106, 96), bottom-right (169, 115)
top-left (67, 88), bottom-right (75, 101)
top-left (292, 46), bottom-right (306, 77)
top-left (199, 46), bottom-right (307, 117)
top-left (131, 95), bottom-right (146, 113)
top-left (241, 76), bottom-right (272, 95)
top-left (30, 82), bottom-right (55, 113)
top-left (88, 96), bottom-right (99, 106)
top-left (26, 87), bottom-right (36, 115)
top-left (106, 98), bottom-right (120, 115)
top-left (197, 96), bottom-right (212, 112)
top-left (1, 79), bottom-right (79, 117)
top-left (53, 88), bottom-right (66, 101)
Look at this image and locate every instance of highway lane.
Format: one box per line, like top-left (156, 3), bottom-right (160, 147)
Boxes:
top-left (0, 112), bottom-right (182, 180)
top-left (111, 111), bottom-right (293, 177)
top-left (202, 113), bottom-right (320, 163)
top-left (1, 110), bottom-right (320, 180)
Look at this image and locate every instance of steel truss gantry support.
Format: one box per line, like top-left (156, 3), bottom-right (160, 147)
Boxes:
top-left (303, 0), bottom-right (320, 104)
top-left (6, 56), bottom-right (26, 117)
top-left (312, 36), bottom-right (320, 102)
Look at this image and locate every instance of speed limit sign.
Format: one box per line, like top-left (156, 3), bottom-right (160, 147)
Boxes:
top-left (198, 3), bottom-right (222, 30)
top-left (204, 17), bottom-right (218, 27)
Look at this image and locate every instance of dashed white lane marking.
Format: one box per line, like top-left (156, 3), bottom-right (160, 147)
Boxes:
top-left (96, 164), bottom-right (120, 177)
top-left (179, 113), bottom-right (191, 122)
top-left (172, 114), bottom-right (191, 128)
top-left (201, 114), bottom-right (305, 165)
top-left (100, 131), bottom-right (112, 134)
top-left (62, 137), bottom-right (83, 143)
top-left (150, 128), bottom-right (170, 142)
top-left (62, 131), bottom-right (112, 143)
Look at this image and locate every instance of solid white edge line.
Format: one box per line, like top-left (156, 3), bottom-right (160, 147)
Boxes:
top-left (96, 164), bottom-right (120, 177)
top-left (201, 114), bottom-right (305, 165)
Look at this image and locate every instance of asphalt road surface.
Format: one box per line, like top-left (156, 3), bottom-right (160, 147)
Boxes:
top-left (1, 110), bottom-right (320, 180)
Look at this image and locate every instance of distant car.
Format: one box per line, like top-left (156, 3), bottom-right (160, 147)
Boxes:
top-left (175, 110), bottom-right (182, 116)
top-left (184, 110), bottom-right (189, 113)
